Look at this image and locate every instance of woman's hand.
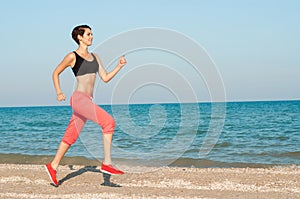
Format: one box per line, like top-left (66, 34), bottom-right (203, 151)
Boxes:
top-left (57, 93), bottom-right (66, 101)
top-left (118, 55), bottom-right (127, 68)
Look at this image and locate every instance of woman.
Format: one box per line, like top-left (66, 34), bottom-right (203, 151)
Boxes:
top-left (45, 25), bottom-right (126, 187)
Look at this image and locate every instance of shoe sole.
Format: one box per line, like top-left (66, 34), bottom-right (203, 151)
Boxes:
top-left (100, 168), bottom-right (114, 175)
top-left (44, 165), bottom-right (58, 186)
top-left (100, 168), bottom-right (123, 175)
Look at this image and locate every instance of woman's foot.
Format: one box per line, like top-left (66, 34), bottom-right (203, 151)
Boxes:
top-left (100, 162), bottom-right (124, 175)
top-left (45, 163), bottom-right (58, 186)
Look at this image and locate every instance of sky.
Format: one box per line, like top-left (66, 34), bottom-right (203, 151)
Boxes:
top-left (0, 0), bottom-right (299, 107)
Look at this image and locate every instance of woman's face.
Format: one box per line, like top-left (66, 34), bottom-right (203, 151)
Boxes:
top-left (79, 28), bottom-right (93, 46)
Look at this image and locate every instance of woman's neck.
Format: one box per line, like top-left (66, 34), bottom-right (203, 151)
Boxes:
top-left (76, 45), bottom-right (89, 56)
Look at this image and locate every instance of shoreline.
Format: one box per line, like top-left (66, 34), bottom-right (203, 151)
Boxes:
top-left (0, 163), bottom-right (299, 199)
top-left (0, 153), bottom-right (295, 169)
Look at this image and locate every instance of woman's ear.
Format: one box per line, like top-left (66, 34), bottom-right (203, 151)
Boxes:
top-left (77, 35), bottom-right (83, 43)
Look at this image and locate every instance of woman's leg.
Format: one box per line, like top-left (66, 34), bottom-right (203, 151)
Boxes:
top-left (102, 133), bottom-right (113, 164)
top-left (82, 103), bottom-right (115, 165)
top-left (51, 112), bottom-right (86, 170)
top-left (68, 91), bottom-right (123, 174)
top-left (90, 103), bottom-right (115, 165)
top-left (91, 105), bottom-right (123, 174)
top-left (71, 92), bottom-right (116, 165)
top-left (45, 111), bottom-right (87, 186)
top-left (50, 141), bottom-right (70, 170)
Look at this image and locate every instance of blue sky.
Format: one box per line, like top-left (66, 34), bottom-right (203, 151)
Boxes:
top-left (0, 0), bottom-right (299, 106)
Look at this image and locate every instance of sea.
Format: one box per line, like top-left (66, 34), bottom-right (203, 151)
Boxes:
top-left (0, 100), bottom-right (299, 168)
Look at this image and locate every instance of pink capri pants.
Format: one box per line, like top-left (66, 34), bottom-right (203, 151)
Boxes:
top-left (62, 91), bottom-right (115, 145)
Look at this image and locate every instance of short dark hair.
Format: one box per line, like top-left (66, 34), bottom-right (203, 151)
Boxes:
top-left (71, 25), bottom-right (92, 44)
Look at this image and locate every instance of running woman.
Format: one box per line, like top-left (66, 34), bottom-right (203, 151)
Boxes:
top-left (45, 25), bottom-right (126, 187)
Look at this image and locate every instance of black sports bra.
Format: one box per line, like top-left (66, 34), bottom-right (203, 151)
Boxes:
top-left (72, 51), bottom-right (99, 76)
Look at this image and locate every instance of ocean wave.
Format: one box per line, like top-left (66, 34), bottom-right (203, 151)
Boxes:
top-left (20, 121), bottom-right (62, 127)
top-left (275, 151), bottom-right (300, 158)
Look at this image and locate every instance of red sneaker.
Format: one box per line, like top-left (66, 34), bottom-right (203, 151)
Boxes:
top-left (45, 163), bottom-right (58, 186)
top-left (100, 163), bottom-right (124, 175)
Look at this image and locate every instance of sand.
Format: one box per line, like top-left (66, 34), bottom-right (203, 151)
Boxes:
top-left (0, 164), bottom-right (299, 199)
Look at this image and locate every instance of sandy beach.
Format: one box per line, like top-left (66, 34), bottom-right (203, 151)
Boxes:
top-left (0, 164), bottom-right (299, 199)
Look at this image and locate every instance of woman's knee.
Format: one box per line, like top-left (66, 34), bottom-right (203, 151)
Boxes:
top-left (62, 116), bottom-right (83, 145)
top-left (102, 117), bottom-right (115, 134)
top-left (62, 132), bottom-right (78, 146)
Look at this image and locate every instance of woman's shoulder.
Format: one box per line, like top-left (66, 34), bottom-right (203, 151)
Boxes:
top-left (58, 52), bottom-right (76, 67)
top-left (62, 52), bottom-right (76, 62)
top-left (66, 51), bottom-right (76, 59)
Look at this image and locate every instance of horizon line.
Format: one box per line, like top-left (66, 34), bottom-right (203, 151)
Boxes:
top-left (0, 98), bottom-right (299, 108)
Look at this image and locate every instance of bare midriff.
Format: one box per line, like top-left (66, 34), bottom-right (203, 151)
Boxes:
top-left (75, 73), bottom-right (97, 97)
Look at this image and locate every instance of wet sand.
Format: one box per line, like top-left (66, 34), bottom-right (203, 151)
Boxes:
top-left (0, 164), bottom-right (299, 199)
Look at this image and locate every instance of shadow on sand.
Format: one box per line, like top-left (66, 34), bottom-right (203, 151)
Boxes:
top-left (57, 165), bottom-right (121, 187)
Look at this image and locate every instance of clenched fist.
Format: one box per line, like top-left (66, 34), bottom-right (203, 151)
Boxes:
top-left (118, 55), bottom-right (127, 68)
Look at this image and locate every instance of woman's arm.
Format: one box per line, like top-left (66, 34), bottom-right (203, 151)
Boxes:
top-left (94, 54), bottom-right (127, 83)
top-left (52, 52), bottom-right (75, 101)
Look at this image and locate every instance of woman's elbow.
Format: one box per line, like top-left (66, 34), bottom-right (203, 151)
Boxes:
top-left (52, 70), bottom-right (59, 80)
top-left (102, 78), bottom-right (110, 83)
top-left (101, 74), bottom-right (110, 83)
